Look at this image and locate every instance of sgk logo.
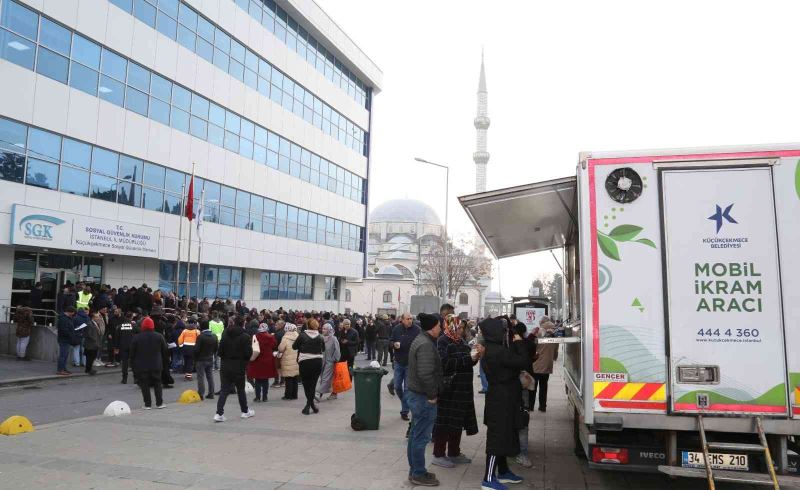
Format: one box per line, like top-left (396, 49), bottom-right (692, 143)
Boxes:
top-left (19, 215), bottom-right (65, 241)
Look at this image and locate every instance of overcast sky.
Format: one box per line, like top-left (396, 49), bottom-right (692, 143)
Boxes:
top-left (318, 0), bottom-right (800, 297)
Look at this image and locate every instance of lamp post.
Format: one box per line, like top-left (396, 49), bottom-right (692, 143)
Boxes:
top-left (414, 157), bottom-right (449, 306)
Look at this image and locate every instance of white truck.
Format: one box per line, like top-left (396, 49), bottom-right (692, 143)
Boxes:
top-left (459, 145), bottom-right (800, 487)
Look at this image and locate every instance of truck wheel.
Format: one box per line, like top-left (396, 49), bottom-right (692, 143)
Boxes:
top-left (573, 407), bottom-right (586, 459)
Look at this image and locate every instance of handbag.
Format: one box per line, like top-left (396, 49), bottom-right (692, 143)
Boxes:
top-left (332, 361), bottom-right (352, 393)
top-left (250, 335), bottom-right (261, 361)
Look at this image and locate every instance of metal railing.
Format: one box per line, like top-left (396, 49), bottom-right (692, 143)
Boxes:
top-left (5, 306), bottom-right (59, 327)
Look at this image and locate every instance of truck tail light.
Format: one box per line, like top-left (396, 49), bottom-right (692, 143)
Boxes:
top-left (591, 447), bottom-right (629, 464)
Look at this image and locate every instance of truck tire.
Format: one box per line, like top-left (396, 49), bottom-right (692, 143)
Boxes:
top-left (573, 406), bottom-right (586, 459)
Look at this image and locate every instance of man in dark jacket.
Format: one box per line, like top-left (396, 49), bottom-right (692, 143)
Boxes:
top-left (375, 314), bottom-right (392, 366)
top-left (337, 319), bottom-right (359, 375)
top-left (136, 284), bottom-right (153, 315)
top-left (389, 312), bottom-right (421, 419)
top-left (364, 319), bottom-right (377, 361)
top-left (194, 322), bottom-right (218, 400)
top-left (405, 313), bottom-right (443, 487)
top-left (129, 316), bottom-right (168, 409)
top-left (480, 316), bottom-right (529, 488)
top-left (214, 317), bottom-right (254, 422)
top-left (115, 311), bottom-right (138, 384)
top-left (56, 307), bottom-right (77, 375)
top-left (29, 282), bottom-right (42, 309)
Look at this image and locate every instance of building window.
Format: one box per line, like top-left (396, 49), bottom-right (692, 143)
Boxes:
top-left (382, 290), bottom-right (392, 303)
top-left (324, 276), bottom-right (338, 300)
top-left (459, 293), bottom-right (469, 305)
top-left (345, 289), bottom-right (351, 302)
top-left (259, 271), bottom-right (313, 300)
top-left (158, 261), bottom-right (243, 299)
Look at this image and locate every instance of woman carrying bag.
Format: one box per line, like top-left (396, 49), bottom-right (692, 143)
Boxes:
top-left (247, 323), bottom-right (277, 403)
top-left (317, 323), bottom-right (341, 401)
top-left (292, 318), bottom-right (325, 414)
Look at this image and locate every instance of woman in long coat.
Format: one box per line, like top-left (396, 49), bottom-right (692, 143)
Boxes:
top-left (480, 316), bottom-right (530, 487)
top-left (247, 324), bottom-right (277, 402)
top-left (278, 323), bottom-right (300, 400)
top-left (431, 315), bottom-right (482, 468)
top-left (316, 323), bottom-right (341, 400)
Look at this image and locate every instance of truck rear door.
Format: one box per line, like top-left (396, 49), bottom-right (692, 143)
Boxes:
top-left (660, 165), bottom-right (789, 415)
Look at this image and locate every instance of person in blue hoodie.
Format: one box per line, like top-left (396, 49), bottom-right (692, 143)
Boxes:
top-left (56, 306), bottom-right (78, 375)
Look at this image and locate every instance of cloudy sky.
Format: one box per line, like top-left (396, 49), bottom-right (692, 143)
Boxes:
top-left (319, 0), bottom-right (800, 297)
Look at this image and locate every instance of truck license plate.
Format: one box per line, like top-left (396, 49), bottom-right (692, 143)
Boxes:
top-left (682, 451), bottom-right (748, 471)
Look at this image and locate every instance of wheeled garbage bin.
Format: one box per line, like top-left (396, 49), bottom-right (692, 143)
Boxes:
top-left (352, 367), bottom-right (389, 430)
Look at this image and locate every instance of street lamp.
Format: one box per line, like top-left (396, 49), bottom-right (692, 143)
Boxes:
top-left (414, 157), bottom-right (449, 306)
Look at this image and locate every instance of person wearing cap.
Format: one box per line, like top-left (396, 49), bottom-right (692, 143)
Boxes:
top-left (532, 321), bottom-right (559, 412)
top-left (178, 317), bottom-right (200, 380)
top-left (405, 312), bottom-right (444, 487)
top-left (129, 316), bottom-right (169, 409)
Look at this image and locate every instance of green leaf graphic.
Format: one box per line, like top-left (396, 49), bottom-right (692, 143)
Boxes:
top-left (609, 224), bottom-right (642, 242)
top-left (598, 233), bottom-right (620, 261)
top-left (636, 238), bottom-right (656, 248)
top-left (795, 160), bottom-right (800, 200)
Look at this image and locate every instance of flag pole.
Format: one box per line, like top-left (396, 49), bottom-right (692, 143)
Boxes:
top-left (196, 188), bottom-right (204, 299)
top-left (175, 182), bottom-right (185, 300)
top-left (186, 163), bottom-right (195, 299)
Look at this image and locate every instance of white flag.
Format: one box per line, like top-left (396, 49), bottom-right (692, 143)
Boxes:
top-left (196, 190), bottom-right (204, 241)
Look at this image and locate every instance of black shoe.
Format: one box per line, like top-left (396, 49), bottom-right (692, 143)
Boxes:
top-left (401, 412), bottom-right (409, 421)
top-left (538, 407), bottom-right (546, 412)
top-left (410, 473), bottom-right (439, 486)
top-left (205, 394), bottom-right (214, 400)
top-left (311, 403), bottom-right (319, 414)
top-left (387, 383), bottom-right (395, 396)
top-left (121, 379), bottom-right (127, 384)
top-left (302, 405), bottom-right (311, 415)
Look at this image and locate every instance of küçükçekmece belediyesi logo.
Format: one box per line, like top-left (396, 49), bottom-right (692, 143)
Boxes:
top-left (19, 214), bottom-right (66, 241)
top-left (703, 203), bottom-right (747, 249)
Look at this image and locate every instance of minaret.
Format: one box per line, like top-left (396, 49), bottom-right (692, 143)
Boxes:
top-left (473, 51), bottom-right (490, 193)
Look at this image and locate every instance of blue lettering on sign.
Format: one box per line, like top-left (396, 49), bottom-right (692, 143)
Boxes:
top-left (19, 214), bottom-right (65, 241)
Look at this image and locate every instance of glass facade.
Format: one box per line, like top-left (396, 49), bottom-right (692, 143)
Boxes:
top-left (0, 116), bottom-right (365, 252)
top-left (0, 0), bottom-right (367, 203)
top-left (108, 0), bottom-right (367, 155)
top-left (323, 276), bottom-right (338, 300)
top-left (227, 0), bottom-right (368, 108)
top-left (259, 270), bottom-right (313, 300)
top-left (159, 261), bottom-right (243, 299)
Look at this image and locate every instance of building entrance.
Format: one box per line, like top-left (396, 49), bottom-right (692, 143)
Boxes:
top-left (11, 251), bottom-right (103, 314)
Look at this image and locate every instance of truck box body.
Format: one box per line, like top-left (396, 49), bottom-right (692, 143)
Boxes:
top-left (460, 144), bottom-right (800, 476)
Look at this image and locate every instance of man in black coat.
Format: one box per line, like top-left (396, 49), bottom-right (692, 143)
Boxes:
top-left (337, 319), bottom-right (359, 376)
top-left (214, 317), bottom-right (253, 422)
top-left (129, 316), bottom-right (168, 409)
top-left (114, 311), bottom-right (138, 384)
top-left (136, 284), bottom-right (153, 315)
top-left (479, 316), bottom-right (529, 487)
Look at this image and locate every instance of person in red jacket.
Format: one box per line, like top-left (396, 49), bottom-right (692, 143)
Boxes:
top-left (247, 323), bottom-right (278, 402)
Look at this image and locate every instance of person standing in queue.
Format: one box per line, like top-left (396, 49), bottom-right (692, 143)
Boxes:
top-left (292, 318), bottom-right (325, 415)
top-left (338, 319), bottom-right (359, 377)
top-left (405, 313), bottom-right (444, 487)
top-left (129, 316), bottom-right (168, 410)
top-left (480, 316), bottom-right (529, 490)
top-left (115, 311), bottom-right (138, 384)
top-left (214, 316), bottom-right (254, 422)
top-left (388, 312), bottom-right (420, 420)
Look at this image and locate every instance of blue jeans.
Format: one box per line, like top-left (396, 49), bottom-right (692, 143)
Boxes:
top-left (406, 391), bottom-right (437, 478)
top-left (479, 359), bottom-right (489, 392)
top-left (393, 363), bottom-right (409, 415)
top-left (58, 342), bottom-right (71, 372)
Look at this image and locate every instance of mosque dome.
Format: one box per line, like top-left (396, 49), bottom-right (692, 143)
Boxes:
top-left (370, 199), bottom-right (441, 226)
top-left (376, 265), bottom-right (404, 276)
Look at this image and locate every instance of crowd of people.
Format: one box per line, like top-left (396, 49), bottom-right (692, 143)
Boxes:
top-left (15, 281), bottom-right (562, 490)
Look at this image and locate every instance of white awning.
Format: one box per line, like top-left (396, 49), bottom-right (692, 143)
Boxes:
top-left (458, 176), bottom-right (577, 259)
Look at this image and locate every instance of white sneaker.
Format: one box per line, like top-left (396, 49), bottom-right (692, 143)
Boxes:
top-left (156, 404), bottom-right (166, 409)
top-left (213, 414), bottom-right (226, 422)
top-left (241, 409), bottom-right (255, 419)
top-left (514, 454), bottom-right (533, 468)
top-left (143, 406), bottom-right (152, 410)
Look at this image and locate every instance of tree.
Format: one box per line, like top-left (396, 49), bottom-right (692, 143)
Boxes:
top-left (418, 237), bottom-right (492, 300)
top-left (545, 273), bottom-right (563, 319)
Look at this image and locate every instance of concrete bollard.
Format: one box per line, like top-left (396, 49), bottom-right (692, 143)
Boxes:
top-left (103, 401), bottom-right (131, 417)
top-left (0, 415), bottom-right (34, 435)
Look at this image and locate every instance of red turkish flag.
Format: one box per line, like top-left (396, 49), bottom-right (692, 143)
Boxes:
top-left (185, 178), bottom-right (194, 221)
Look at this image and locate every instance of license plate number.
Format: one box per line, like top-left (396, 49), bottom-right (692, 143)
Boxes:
top-left (682, 451), bottom-right (748, 471)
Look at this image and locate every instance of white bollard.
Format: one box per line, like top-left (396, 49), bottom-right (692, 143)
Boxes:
top-left (103, 401), bottom-right (131, 417)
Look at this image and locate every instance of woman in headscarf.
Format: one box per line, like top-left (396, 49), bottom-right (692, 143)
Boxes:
top-left (247, 323), bottom-right (277, 402)
top-left (316, 322), bottom-right (341, 401)
top-left (430, 314), bottom-right (484, 469)
top-left (278, 323), bottom-right (300, 400)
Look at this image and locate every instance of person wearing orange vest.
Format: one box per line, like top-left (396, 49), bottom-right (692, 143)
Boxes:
top-left (178, 317), bottom-right (199, 380)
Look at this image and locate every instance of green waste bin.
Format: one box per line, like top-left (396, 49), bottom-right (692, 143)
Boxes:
top-left (353, 367), bottom-right (389, 430)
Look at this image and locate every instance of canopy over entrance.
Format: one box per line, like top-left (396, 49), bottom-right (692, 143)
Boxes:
top-left (458, 176), bottom-right (577, 259)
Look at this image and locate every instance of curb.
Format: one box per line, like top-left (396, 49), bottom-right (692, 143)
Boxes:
top-left (0, 366), bottom-right (121, 388)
